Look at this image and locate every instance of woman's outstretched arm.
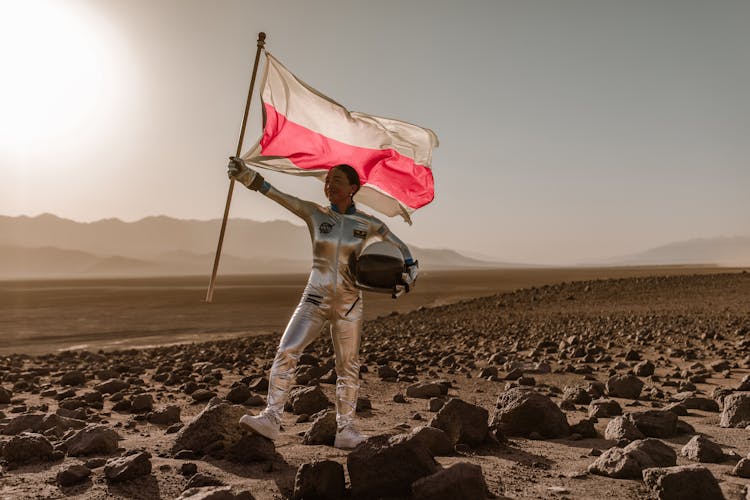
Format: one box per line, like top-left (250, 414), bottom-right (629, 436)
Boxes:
top-left (228, 157), bottom-right (317, 224)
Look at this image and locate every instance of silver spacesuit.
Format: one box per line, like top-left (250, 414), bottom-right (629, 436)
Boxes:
top-left (258, 182), bottom-right (414, 429)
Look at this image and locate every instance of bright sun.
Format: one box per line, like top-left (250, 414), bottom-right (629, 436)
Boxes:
top-left (0, 0), bottom-right (123, 164)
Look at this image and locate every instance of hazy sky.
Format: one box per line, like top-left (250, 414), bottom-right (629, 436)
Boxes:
top-left (1, 0), bottom-right (748, 264)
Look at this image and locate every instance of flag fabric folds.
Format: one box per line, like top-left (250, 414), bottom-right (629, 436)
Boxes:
top-left (242, 52), bottom-right (438, 224)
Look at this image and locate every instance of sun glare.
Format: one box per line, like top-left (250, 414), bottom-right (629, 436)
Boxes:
top-left (0, 0), bottom-right (124, 167)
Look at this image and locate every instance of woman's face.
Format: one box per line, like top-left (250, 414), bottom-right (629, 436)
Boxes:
top-left (325, 168), bottom-right (356, 205)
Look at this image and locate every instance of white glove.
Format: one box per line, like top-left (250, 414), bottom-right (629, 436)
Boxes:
top-left (401, 261), bottom-right (419, 293)
top-left (227, 157), bottom-right (264, 190)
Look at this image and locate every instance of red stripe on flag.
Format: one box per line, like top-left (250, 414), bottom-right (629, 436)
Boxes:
top-left (260, 103), bottom-right (434, 209)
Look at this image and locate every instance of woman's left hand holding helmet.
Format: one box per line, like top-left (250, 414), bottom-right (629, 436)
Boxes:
top-left (402, 261), bottom-right (419, 293)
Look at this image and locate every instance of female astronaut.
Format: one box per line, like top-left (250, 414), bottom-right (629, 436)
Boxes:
top-left (227, 157), bottom-right (418, 449)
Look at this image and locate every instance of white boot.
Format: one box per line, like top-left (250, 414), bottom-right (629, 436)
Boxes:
top-left (334, 424), bottom-right (367, 450)
top-left (239, 410), bottom-right (280, 440)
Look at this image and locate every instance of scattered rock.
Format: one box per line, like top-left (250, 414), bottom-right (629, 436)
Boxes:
top-left (589, 438), bottom-right (676, 478)
top-left (95, 378), bottom-right (129, 395)
top-left (172, 401), bottom-right (275, 461)
top-left (628, 410), bottom-right (678, 438)
top-left (56, 464), bottom-right (92, 486)
top-left (148, 405), bottom-right (181, 425)
top-left (2, 432), bottom-right (54, 465)
top-left (642, 465), bottom-right (724, 500)
top-left (720, 392), bottom-right (750, 428)
top-left (226, 384), bottom-right (251, 404)
top-left (732, 458), bottom-right (750, 478)
top-left (589, 399), bottom-right (622, 418)
top-left (289, 386), bottom-right (330, 415)
top-left (406, 381), bottom-right (446, 399)
top-left (187, 473), bottom-right (226, 489)
top-left (634, 360), bottom-right (655, 377)
top-left (405, 426), bottom-right (453, 457)
top-left (62, 424), bottom-right (121, 456)
top-left (429, 398), bottom-right (488, 446)
top-left (680, 435), bottom-right (724, 463)
top-left (302, 410), bottom-right (336, 446)
top-left (60, 371), bottom-right (87, 386)
top-left (492, 388), bottom-right (570, 438)
top-left (1, 413), bottom-right (45, 435)
top-left (412, 462), bottom-right (490, 499)
top-left (604, 416), bottom-right (644, 442)
top-left (177, 486), bottom-right (254, 500)
top-left (191, 389), bottom-right (217, 403)
top-left (570, 417), bottom-right (598, 439)
top-left (606, 374), bottom-right (644, 399)
top-left (131, 393), bottom-right (154, 412)
top-left (0, 386), bottom-right (12, 404)
top-left (347, 434), bottom-right (438, 498)
top-left (104, 451), bottom-right (153, 482)
top-left (562, 386), bottom-right (592, 405)
top-left (293, 460), bottom-right (345, 500)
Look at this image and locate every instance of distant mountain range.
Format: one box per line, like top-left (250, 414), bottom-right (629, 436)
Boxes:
top-left (0, 214), bottom-right (746, 279)
top-left (0, 214), bottom-right (505, 279)
top-left (599, 236), bottom-right (750, 267)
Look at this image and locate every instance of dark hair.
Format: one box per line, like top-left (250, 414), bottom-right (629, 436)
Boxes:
top-left (332, 164), bottom-right (361, 194)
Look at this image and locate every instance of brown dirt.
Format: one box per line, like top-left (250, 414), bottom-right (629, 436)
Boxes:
top-left (1, 269), bottom-right (749, 499)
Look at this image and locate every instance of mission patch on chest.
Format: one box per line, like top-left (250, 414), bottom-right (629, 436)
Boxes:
top-left (353, 229), bottom-right (367, 239)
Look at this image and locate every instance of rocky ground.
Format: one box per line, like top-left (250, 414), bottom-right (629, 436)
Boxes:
top-left (1, 271), bottom-right (749, 499)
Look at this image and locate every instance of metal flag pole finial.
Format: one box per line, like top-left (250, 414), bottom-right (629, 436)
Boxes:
top-left (205, 32), bottom-right (266, 303)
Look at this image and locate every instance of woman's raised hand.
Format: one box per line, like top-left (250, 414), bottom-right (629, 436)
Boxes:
top-left (227, 157), bottom-right (265, 190)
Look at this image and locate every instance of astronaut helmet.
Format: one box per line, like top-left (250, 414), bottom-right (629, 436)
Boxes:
top-left (353, 241), bottom-right (406, 295)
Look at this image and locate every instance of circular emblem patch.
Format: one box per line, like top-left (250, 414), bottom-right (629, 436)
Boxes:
top-left (319, 222), bottom-right (333, 234)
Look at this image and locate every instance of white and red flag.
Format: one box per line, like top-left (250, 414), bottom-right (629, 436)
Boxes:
top-left (242, 52), bottom-right (438, 223)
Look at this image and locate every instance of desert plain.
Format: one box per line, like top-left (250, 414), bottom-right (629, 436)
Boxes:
top-left (1, 266), bottom-right (750, 499)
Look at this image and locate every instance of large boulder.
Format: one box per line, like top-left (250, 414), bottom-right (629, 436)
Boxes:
top-left (104, 451), bottom-right (152, 482)
top-left (293, 460), bottom-right (345, 500)
top-left (642, 465), bottom-right (725, 500)
top-left (2, 432), bottom-right (54, 465)
top-left (429, 398), bottom-right (488, 447)
top-left (491, 388), bottom-right (569, 438)
top-left (347, 434), bottom-right (438, 498)
top-left (720, 392), bottom-right (750, 428)
top-left (680, 435), bottom-right (724, 463)
top-left (412, 462), bottom-right (491, 499)
top-left (606, 374), bottom-right (644, 399)
top-left (62, 424), bottom-right (121, 456)
top-left (589, 439), bottom-right (676, 479)
top-left (172, 401), bottom-right (275, 462)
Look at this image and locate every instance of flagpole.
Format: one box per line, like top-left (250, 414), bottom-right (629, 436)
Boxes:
top-left (205, 31), bottom-right (266, 303)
